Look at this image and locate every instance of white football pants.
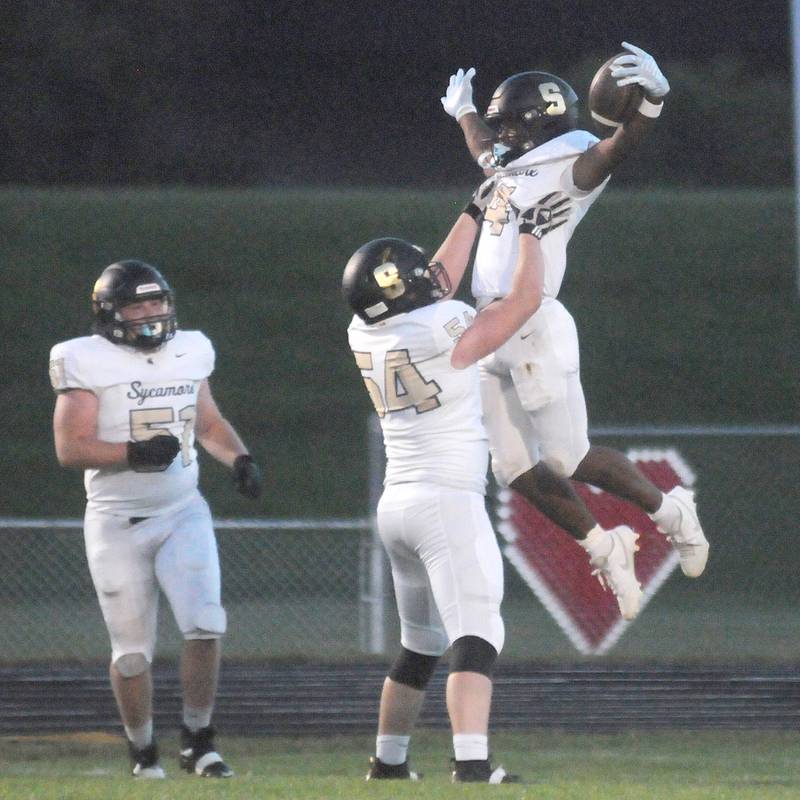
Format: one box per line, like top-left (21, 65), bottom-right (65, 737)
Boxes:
top-left (377, 483), bottom-right (505, 656)
top-left (83, 493), bottom-right (224, 667)
top-left (479, 299), bottom-right (590, 484)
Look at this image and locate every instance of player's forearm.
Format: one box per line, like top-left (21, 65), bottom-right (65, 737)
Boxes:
top-left (606, 107), bottom-right (659, 162)
top-left (197, 417), bottom-right (249, 468)
top-left (433, 213), bottom-right (480, 298)
top-left (451, 235), bottom-right (543, 369)
top-left (458, 112), bottom-right (495, 167)
top-left (572, 102), bottom-right (661, 191)
top-left (451, 293), bottom-right (538, 369)
top-left (55, 437), bottom-right (128, 469)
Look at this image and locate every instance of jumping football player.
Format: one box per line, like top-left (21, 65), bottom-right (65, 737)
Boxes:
top-left (50, 260), bottom-right (263, 778)
top-left (440, 43), bottom-right (709, 620)
top-left (343, 190), bottom-right (569, 782)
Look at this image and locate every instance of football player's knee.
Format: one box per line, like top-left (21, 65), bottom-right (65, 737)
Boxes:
top-left (541, 446), bottom-right (583, 479)
top-left (113, 652), bottom-right (150, 678)
top-left (184, 603), bottom-right (227, 639)
top-left (400, 623), bottom-right (448, 658)
top-left (491, 453), bottom-right (531, 488)
top-left (449, 635), bottom-right (498, 678)
top-left (389, 647), bottom-right (440, 691)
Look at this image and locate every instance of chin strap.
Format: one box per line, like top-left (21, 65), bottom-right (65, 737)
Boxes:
top-left (491, 142), bottom-right (512, 167)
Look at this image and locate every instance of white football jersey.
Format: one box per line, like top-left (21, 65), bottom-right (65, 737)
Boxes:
top-left (348, 300), bottom-right (488, 494)
top-left (472, 130), bottom-right (610, 303)
top-left (49, 330), bottom-right (214, 516)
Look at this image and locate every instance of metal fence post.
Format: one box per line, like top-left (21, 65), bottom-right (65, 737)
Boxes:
top-left (361, 414), bottom-right (387, 655)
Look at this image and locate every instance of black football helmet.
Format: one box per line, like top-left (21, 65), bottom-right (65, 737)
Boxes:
top-left (91, 260), bottom-right (177, 350)
top-left (342, 238), bottom-right (451, 324)
top-left (485, 71), bottom-right (579, 166)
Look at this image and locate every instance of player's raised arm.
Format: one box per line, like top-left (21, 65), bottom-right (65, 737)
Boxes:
top-left (441, 67), bottom-right (496, 174)
top-left (572, 43), bottom-right (669, 192)
top-left (432, 177), bottom-right (495, 298)
top-left (451, 192), bottom-right (572, 369)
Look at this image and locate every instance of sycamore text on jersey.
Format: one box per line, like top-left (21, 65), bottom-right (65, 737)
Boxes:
top-left (126, 381), bottom-right (197, 406)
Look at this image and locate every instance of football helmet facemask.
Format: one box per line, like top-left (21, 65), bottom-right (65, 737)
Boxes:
top-left (342, 238), bottom-right (451, 325)
top-left (91, 260), bottom-right (177, 350)
top-left (485, 71), bottom-right (579, 167)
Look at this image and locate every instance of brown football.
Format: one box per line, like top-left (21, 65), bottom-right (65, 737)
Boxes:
top-left (588, 53), bottom-right (644, 129)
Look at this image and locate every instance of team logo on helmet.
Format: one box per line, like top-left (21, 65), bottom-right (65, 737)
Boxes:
top-left (485, 71), bottom-right (579, 166)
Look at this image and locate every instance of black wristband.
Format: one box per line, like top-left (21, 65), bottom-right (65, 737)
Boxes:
top-left (517, 222), bottom-right (543, 238)
top-left (461, 202), bottom-right (483, 221)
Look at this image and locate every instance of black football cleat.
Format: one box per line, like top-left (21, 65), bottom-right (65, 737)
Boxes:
top-left (179, 725), bottom-right (233, 778)
top-left (128, 739), bottom-right (166, 778)
top-left (451, 757), bottom-right (521, 784)
top-left (365, 756), bottom-right (421, 780)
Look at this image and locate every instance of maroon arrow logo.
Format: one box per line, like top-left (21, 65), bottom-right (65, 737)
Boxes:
top-left (497, 448), bottom-right (695, 654)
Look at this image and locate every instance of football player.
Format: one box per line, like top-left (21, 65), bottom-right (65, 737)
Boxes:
top-left (49, 260), bottom-right (263, 779)
top-left (344, 191), bottom-right (569, 783)
top-left (440, 43), bottom-right (709, 616)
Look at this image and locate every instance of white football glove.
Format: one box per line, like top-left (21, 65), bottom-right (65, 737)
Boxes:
top-left (441, 67), bottom-right (477, 121)
top-left (610, 42), bottom-right (670, 98)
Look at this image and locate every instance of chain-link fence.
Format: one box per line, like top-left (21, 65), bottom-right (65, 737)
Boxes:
top-left (0, 518), bottom-right (380, 663)
top-left (2, 428), bottom-right (799, 666)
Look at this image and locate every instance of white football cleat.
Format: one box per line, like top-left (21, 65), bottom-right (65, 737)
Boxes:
top-left (590, 526), bottom-right (643, 620)
top-left (657, 487), bottom-right (709, 578)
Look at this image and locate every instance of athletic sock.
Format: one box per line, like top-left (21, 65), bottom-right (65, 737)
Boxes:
top-left (649, 492), bottom-right (679, 529)
top-left (376, 734), bottom-right (410, 765)
top-left (183, 705), bottom-right (213, 733)
top-left (580, 525), bottom-right (612, 558)
top-left (453, 733), bottom-right (488, 762)
top-left (125, 719), bottom-right (153, 750)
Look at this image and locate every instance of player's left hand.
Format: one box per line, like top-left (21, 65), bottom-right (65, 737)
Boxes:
top-left (610, 42), bottom-right (670, 98)
top-left (517, 192), bottom-right (572, 239)
top-left (441, 67), bottom-right (477, 121)
top-left (232, 454), bottom-right (263, 499)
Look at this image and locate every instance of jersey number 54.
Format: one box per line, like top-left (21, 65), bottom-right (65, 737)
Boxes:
top-left (353, 350), bottom-right (441, 418)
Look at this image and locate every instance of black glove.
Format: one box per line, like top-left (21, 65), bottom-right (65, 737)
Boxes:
top-left (517, 192), bottom-right (572, 239)
top-left (127, 434), bottom-right (180, 472)
top-left (461, 176), bottom-right (496, 221)
top-left (232, 454), bottom-right (263, 499)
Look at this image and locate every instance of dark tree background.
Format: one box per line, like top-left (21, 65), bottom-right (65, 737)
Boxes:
top-left (0, 0), bottom-right (792, 186)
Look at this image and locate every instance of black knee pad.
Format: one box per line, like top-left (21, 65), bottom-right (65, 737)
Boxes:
top-left (449, 635), bottom-right (497, 678)
top-left (388, 647), bottom-right (440, 690)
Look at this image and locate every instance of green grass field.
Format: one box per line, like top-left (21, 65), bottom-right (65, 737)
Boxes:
top-left (2, 730), bottom-right (798, 799)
